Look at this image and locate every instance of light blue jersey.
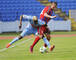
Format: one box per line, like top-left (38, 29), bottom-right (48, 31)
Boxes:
top-left (22, 15), bottom-right (45, 28)
top-left (20, 15), bottom-right (45, 37)
top-left (9, 15), bottom-right (51, 48)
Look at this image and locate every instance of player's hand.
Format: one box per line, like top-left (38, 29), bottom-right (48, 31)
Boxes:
top-left (50, 15), bottom-right (56, 18)
top-left (19, 25), bottom-right (22, 29)
top-left (53, 15), bottom-right (56, 18)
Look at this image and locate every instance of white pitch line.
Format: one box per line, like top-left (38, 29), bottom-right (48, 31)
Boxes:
top-left (0, 48), bottom-right (7, 52)
top-left (9, 38), bottom-right (33, 48)
top-left (0, 38), bottom-right (33, 52)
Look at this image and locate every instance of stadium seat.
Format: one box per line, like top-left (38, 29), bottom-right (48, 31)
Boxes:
top-left (0, 0), bottom-right (76, 21)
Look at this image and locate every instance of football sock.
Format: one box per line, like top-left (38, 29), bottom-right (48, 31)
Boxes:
top-left (44, 39), bottom-right (50, 47)
top-left (43, 37), bottom-right (51, 48)
top-left (44, 44), bottom-right (47, 47)
top-left (31, 36), bottom-right (40, 48)
top-left (10, 37), bottom-right (19, 45)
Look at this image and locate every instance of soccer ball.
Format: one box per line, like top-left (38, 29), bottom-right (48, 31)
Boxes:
top-left (39, 46), bottom-right (47, 53)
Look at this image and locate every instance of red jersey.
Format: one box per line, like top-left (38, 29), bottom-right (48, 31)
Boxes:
top-left (40, 6), bottom-right (53, 24)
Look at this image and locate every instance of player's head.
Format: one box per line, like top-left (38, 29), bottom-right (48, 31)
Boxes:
top-left (51, 2), bottom-right (57, 9)
top-left (33, 16), bottom-right (38, 24)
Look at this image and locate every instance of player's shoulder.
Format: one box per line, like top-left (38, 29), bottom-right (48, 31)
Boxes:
top-left (44, 6), bottom-right (50, 9)
top-left (38, 19), bottom-right (42, 23)
top-left (38, 19), bottom-right (41, 21)
top-left (38, 19), bottom-right (45, 23)
top-left (43, 6), bottom-right (50, 11)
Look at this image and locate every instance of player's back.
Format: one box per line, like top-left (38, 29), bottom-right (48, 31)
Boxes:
top-left (23, 15), bottom-right (45, 28)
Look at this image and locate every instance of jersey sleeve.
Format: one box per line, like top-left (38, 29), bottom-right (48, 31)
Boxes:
top-left (43, 6), bottom-right (49, 14)
top-left (22, 15), bottom-right (33, 21)
top-left (38, 19), bottom-right (45, 25)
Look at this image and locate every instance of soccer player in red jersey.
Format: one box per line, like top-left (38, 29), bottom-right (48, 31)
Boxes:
top-left (30, 2), bottom-right (57, 53)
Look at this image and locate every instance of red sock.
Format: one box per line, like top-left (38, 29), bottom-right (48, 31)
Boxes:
top-left (44, 44), bottom-right (47, 47)
top-left (31, 36), bottom-right (40, 48)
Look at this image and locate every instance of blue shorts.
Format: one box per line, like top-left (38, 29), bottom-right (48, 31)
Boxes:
top-left (20, 26), bottom-right (37, 37)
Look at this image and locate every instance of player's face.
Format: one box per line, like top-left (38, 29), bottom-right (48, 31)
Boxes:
top-left (51, 3), bottom-right (56, 9)
top-left (34, 20), bottom-right (38, 24)
top-left (33, 16), bottom-right (38, 24)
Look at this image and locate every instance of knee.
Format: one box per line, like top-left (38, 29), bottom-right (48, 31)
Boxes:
top-left (46, 35), bottom-right (51, 41)
top-left (38, 35), bottom-right (44, 39)
top-left (18, 36), bottom-right (23, 39)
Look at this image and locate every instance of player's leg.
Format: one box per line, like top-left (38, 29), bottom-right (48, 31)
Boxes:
top-left (44, 29), bottom-right (55, 51)
top-left (42, 34), bottom-right (55, 52)
top-left (6, 36), bottom-right (23, 48)
top-left (38, 26), bottom-right (55, 52)
top-left (30, 25), bottom-right (50, 53)
top-left (47, 34), bottom-right (55, 51)
top-left (30, 28), bottom-right (42, 53)
top-left (30, 25), bottom-right (47, 53)
top-left (44, 30), bottom-right (51, 47)
top-left (30, 26), bottom-right (50, 53)
top-left (30, 35), bottom-right (42, 53)
top-left (30, 35), bottom-right (40, 48)
top-left (6, 27), bottom-right (31, 48)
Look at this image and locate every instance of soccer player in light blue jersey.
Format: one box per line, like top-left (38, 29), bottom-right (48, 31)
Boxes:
top-left (6, 15), bottom-right (51, 53)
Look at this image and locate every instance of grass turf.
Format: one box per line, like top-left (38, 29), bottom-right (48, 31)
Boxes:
top-left (0, 32), bottom-right (76, 60)
top-left (0, 31), bottom-right (76, 36)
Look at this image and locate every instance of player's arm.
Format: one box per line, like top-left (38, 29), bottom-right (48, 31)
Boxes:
top-left (19, 15), bottom-right (23, 29)
top-left (19, 15), bottom-right (33, 29)
top-left (43, 7), bottom-right (56, 18)
top-left (22, 15), bottom-right (33, 20)
top-left (38, 19), bottom-right (46, 26)
top-left (44, 13), bottom-right (56, 18)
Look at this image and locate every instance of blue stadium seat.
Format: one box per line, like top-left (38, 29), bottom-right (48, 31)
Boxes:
top-left (0, 0), bottom-right (76, 21)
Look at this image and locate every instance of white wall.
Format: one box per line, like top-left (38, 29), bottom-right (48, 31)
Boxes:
top-left (48, 20), bottom-right (71, 31)
top-left (0, 20), bottom-right (71, 33)
top-left (0, 20), bottom-right (29, 33)
top-left (0, 21), bottom-right (2, 33)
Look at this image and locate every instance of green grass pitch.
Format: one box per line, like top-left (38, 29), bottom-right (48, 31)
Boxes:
top-left (0, 32), bottom-right (76, 60)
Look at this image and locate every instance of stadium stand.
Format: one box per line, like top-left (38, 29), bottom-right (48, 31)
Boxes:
top-left (0, 0), bottom-right (76, 21)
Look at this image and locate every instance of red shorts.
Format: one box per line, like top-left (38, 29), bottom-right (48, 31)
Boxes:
top-left (38, 25), bottom-right (50, 35)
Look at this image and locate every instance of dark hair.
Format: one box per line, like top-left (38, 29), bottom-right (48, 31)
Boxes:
top-left (51, 1), bottom-right (57, 6)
